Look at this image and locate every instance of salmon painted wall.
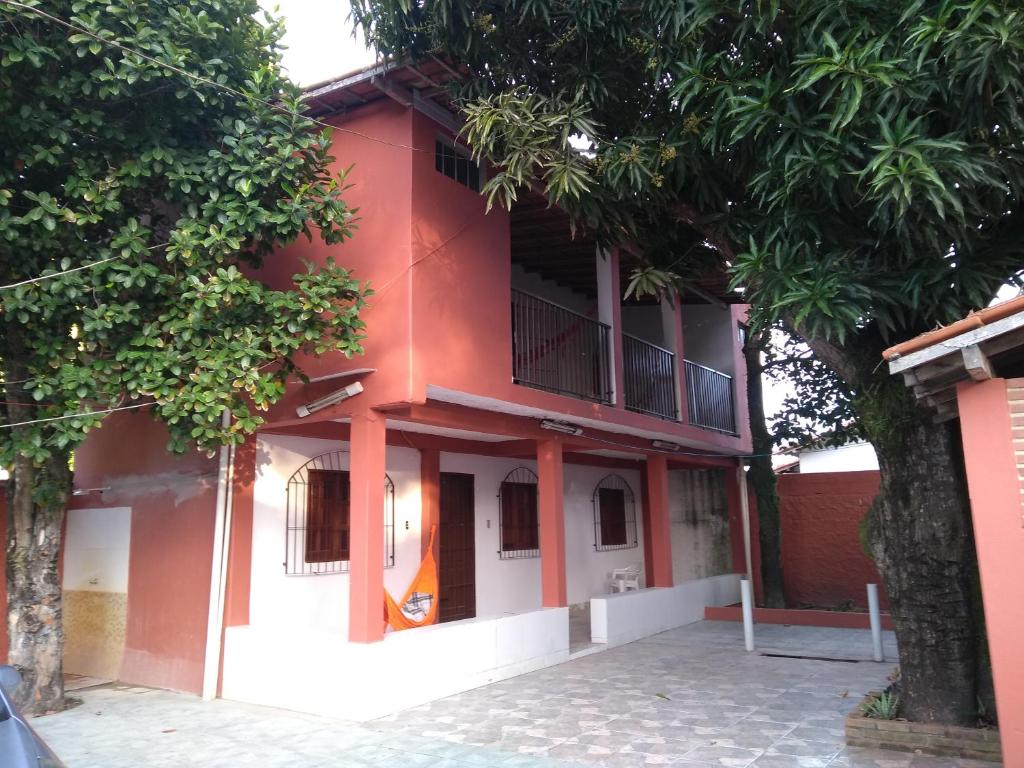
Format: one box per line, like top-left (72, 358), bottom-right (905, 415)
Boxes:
top-left (259, 99), bottom-right (418, 421)
top-left (72, 410), bottom-right (218, 694)
top-left (406, 110), bottom-right (751, 454)
top-left (958, 378), bottom-right (1024, 765)
top-left (774, 471), bottom-right (889, 610)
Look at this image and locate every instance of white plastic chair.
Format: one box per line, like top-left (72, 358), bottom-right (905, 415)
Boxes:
top-left (609, 564), bottom-right (641, 593)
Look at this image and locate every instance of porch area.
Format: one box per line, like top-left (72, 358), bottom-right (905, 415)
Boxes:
top-left (217, 403), bottom-right (748, 721)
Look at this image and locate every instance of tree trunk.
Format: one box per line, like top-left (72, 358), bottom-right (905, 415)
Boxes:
top-left (6, 452), bottom-right (69, 714)
top-left (3, 335), bottom-right (71, 715)
top-left (791, 319), bottom-right (983, 726)
top-left (867, 410), bottom-right (978, 725)
top-left (744, 329), bottom-right (786, 608)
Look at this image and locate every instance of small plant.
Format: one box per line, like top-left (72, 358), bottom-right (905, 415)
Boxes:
top-left (861, 691), bottom-right (900, 720)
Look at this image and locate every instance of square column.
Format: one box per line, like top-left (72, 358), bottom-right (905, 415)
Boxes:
top-left (420, 447), bottom-right (441, 558)
top-left (349, 411), bottom-right (386, 643)
top-left (664, 294), bottom-right (688, 423)
top-left (643, 454), bottom-right (674, 587)
top-left (537, 438), bottom-right (567, 607)
top-left (597, 247), bottom-right (625, 406)
top-left (957, 378), bottom-right (1024, 765)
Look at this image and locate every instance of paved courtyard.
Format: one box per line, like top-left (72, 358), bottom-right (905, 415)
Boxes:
top-left (34, 621), bottom-right (999, 767)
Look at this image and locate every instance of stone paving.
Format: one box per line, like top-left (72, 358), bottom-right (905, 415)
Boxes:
top-left (33, 621), bottom-right (999, 768)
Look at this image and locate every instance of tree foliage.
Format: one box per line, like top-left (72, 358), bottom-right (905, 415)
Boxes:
top-left (354, 0), bottom-right (1024, 346)
top-left (1, 0), bottom-right (367, 469)
top-left (763, 328), bottom-right (860, 449)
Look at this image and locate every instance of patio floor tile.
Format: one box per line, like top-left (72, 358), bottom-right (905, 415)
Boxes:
top-left (31, 621), bottom-right (998, 768)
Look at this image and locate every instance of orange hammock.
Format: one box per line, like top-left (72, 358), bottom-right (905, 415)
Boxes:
top-left (384, 525), bottom-right (439, 631)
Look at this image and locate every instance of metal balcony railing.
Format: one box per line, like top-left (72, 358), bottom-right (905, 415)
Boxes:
top-left (684, 360), bottom-right (737, 434)
top-left (511, 289), bottom-right (612, 404)
top-left (622, 334), bottom-right (678, 421)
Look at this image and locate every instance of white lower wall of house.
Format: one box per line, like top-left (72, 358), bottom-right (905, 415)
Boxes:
top-left (563, 464), bottom-right (646, 605)
top-left (251, 437), bottom-right (646, 636)
top-left (438, 453), bottom-right (646, 616)
top-left (221, 607), bottom-right (569, 721)
top-left (250, 435), bottom-right (424, 637)
top-left (669, 470), bottom-right (733, 584)
top-left (590, 573), bottom-right (741, 647)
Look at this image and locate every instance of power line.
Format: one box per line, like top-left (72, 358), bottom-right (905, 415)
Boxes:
top-left (0, 241), bottom-right (168, 291)
top-left (1, 0), bottom-right (428, 153)
top-left (0, 401), bottom-right (153, 429)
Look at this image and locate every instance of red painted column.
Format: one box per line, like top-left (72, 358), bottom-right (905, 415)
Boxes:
top-left (644, 454), bottom-right (673, 587)
top-left (958, 378), bottom-right (1024, 766)
top-left (639, 462), bottom-right (654, 588)
top-left (349, 410), bottom-right (387, 643)
top-left (537, 438), bottom-right (567, 607)
top-left (420, 447), bottom-right (440, 559)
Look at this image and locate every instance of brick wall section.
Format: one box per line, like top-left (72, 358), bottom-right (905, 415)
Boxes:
top-left (846, 697), bottom-right (1001, 761)
top-left (1008, 379), bottom-right (1024, 522)
top-left (775, 471), bottom-right (889, 610)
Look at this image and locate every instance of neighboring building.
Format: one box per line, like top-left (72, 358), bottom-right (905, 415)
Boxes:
top-left (886, 295), bottom-right (1024, 765)
top-left (797, 441), bottom-right (879, 473)
top-left (41, 61), bottom-right (753, 720)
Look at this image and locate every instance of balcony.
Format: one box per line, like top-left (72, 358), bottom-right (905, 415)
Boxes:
top-left (623, 334), bottom-right (678, 421)
top-left (685, 360), bottom-right (737, 434)
top-left (511, 289), bottom-right (612, 404)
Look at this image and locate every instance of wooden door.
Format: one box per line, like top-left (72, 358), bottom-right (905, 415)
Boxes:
top-left (439, 472), bottom-right (476, 623)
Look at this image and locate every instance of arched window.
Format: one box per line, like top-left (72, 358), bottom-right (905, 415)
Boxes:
top-left (498, 467), bottom-right (539, 559)
top-left (284, 450), bottom-right (396, 575)
top-left (592, 474), bottom-right (638, 551)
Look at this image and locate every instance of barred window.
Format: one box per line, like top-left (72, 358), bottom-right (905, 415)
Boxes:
top-left (285, 450), bottom-right (395, 575)
top-left (306, 469), bottom-right (349, 563)
top-left (593, 474), bottom-right (638, 551)
top-left (435, 138), bottom-right (481, 191)
top-left (498, 467), bottom-right (539, 558)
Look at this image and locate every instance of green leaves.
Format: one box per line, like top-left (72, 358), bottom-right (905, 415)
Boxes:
top-left (0, 0), bottom-right (366, 467)
top-left (357, 0), bottom-right (1024, 353)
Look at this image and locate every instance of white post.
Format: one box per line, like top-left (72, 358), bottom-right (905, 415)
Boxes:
top-left (202, 412), bottom-right (235, 701)
top-left (867, 583), bottom-right (884, 662)
top-left (741, 579), bottom-right (755, 652)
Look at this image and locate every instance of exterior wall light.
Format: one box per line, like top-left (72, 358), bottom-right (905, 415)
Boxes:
top-left (651, 440), bottom-right (682, 451)
top-left (296, 381), bottom-right (364, 418)
top-left (539, 419), bottom-right (583, 436)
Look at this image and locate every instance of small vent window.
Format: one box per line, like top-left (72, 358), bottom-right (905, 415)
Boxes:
top-left (498, 467), bottom-right (539, 559)
top-left (285, 450), bottom-right (395, 575)
top-left (435, 138), bottom-right (481, 191)
top-left (593, 474), bottom-right (638, 551)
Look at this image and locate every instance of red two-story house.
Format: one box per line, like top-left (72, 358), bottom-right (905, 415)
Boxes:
top-left (58, 60), bottom-right (753, 720)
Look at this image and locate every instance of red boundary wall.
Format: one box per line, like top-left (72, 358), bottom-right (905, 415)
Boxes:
top-left (773, 470), bottom-right (888, 611)
top-left (705, 605), bottom-right (894, 630)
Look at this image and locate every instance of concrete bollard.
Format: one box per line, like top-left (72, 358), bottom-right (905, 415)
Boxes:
top-left (740, 579), bottom-right (755, 652)
top-left (867, 583), bottom-right (884, 662)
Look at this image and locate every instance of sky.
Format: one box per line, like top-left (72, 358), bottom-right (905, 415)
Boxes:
top-left (263, 0), bottom-right (375, 86)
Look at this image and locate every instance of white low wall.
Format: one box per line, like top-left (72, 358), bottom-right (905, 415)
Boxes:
top-left (590, 573), bottom-right (741, 647)
top-left (221, 607), bottom-right (569, 721)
